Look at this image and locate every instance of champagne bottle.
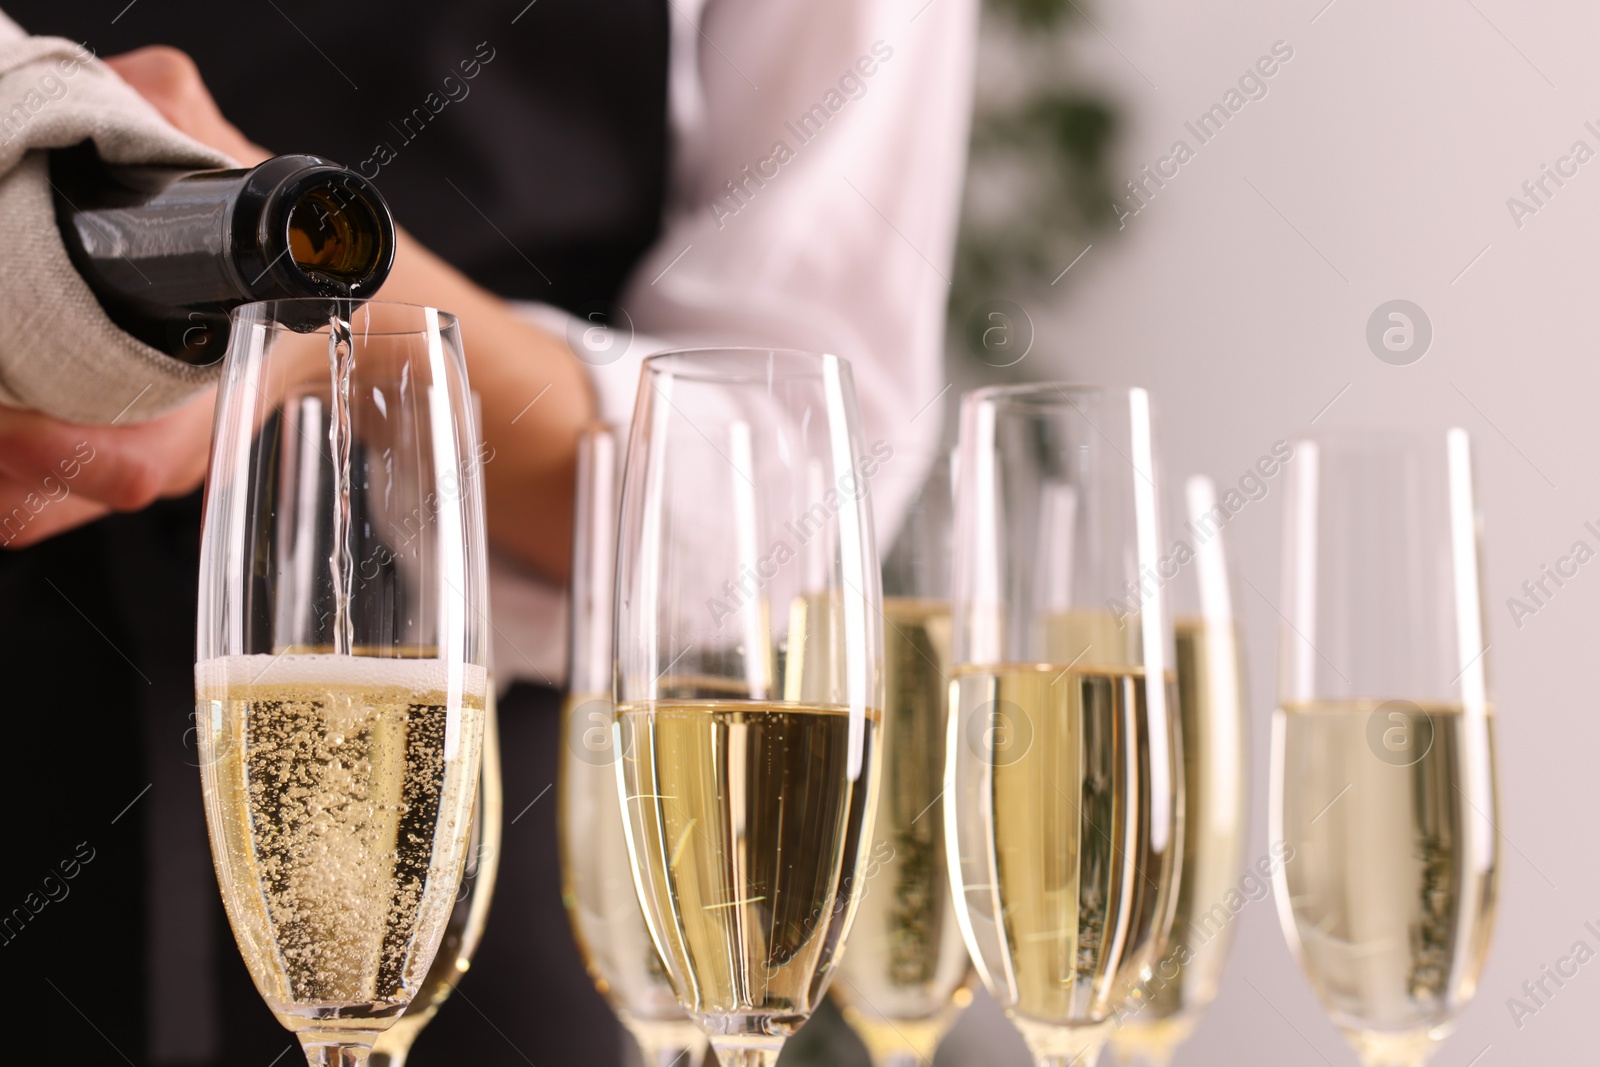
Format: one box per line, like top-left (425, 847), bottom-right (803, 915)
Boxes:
top-left (50, 142), bottom-right (396, 363)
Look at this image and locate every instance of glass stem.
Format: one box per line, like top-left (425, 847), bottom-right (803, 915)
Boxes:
top-left (711, 1037), bottom-right (784, 1067)
top-left (881, 1053), bottom-right (928, 1067)
top-left (1015, 1020), bottom-right (1107, 1067)
top-left (1347, 1026), bottom-right (1438, 1067)
top-left (637, 1042), bottom-right (701, 1067)
top-left (1033, 1036), bottom-right (1107, 1067)
top-left (1125, 1042), bottom-right (1176, 1067)
top-left (300, 1037), bottom-right (372, 1066)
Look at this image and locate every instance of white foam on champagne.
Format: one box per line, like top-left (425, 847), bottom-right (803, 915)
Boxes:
top-left (196, 653), bottom-right (487, 699)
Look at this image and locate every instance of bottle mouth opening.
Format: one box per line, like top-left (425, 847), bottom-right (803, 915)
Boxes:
top-left (286, 185), bottom-right (385, 284)
top-left (241, 156), bottom-right (397, 302)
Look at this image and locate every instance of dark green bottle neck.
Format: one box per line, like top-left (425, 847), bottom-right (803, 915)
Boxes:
top-left (51, 143), bottom-right (395, 362)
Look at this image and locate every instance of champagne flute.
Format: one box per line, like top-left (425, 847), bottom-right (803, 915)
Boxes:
top-left (560, 424), bottom-right (709, 1067)
top-left (831, 447), bottom-right (975, 1067)
top-left (613, 348), bottom-right (884, 1067)
top-left (1110, 476), bottom-right (1248, 1066)
top-left (196, 299), bottom-right (490, 1067)
top-left (945, 384), bottom-right (1183, 1067)
top-left (368, 394), bottom-right (503, 1067)
top-left (368, 696), bottom-right (502, 1066)
top-left (1270, 431), bottom-right (1499, 1067)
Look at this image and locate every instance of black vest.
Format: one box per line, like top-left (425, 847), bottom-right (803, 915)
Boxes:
top-left (0, 3), bottom-right (666, 1062)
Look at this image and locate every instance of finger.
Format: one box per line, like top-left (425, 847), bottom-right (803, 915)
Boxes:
top-left (0, 410), bottom-right (123, 496)
top-left (0, 394), bottom-right (214, 513)
top-left (141, 391), bottom-right (216, 501)
top-left (102, 387), bottom-right (217, 503)
top-left (66, 391), bottom-right (217, 508)
top-left (0, 413), bottom-right (162, 512)
top-left (0, 483), bottom-right (111, 549)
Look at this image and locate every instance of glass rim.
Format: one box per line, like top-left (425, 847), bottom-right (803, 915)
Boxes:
top-left (230, 297), bottom-right (460, 335)
top-left (642, 346), bottom-right (846, 383)
top-left (1290, 426), bottom-right (1471, 453)
top-left (964, 381), bottom-right (1145, 410)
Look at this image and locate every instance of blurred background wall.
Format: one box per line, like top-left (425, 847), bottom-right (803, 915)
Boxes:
top-left (807, 0), bottom-right (1600, 1063)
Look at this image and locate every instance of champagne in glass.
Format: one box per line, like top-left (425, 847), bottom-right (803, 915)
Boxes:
top-left (831, 450), bottom-right (975, 1067)
top-left (369, 693), bottom-right (502, 1066)
top-left (1111, 477), bottom-right (1248, 1066)
top-left (197, 299), bottom-right (491, 1067)
top-left (559, 425), bottom-right (708, 1067)
top-left (613, 349), bottom-right (884, 1067)
top-left (1270, 431), bottom-right (1499, 1067)
top-left (944, 385), bottom-right (1183, 1067)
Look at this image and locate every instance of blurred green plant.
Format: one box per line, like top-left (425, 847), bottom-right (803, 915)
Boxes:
top-left (950, 0), bottom-right (1121, 358)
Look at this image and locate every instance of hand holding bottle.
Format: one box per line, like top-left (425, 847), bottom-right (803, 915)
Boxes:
top-left (0, 49), bottom-right (241, 549)
top-left (5, 44), bottom-right (597, 575)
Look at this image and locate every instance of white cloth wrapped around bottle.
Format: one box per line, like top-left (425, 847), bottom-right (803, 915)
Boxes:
top-left (0, 11), bottom-right (234, 424)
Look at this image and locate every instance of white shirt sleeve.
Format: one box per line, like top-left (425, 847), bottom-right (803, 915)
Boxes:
top-left (591, 0), bottom-right (977, 455)
top-left (494, 0), bottom-right (977, 686)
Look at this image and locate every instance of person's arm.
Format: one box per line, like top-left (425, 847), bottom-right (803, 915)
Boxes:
top-left (0, 47), bottom-right (592, 579)
top-left (369, 232), bottom-right (593, 580)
